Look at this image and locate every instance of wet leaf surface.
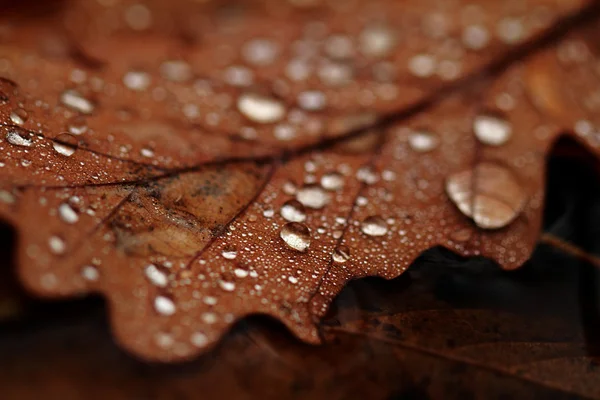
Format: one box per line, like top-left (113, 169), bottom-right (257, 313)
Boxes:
top-left (2, 0), bottom-right (600, 364)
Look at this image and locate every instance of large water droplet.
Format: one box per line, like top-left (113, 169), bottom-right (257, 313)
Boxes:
top-left (58, 203), bottom-right (78, 224)
top-left (332, 245), bottom-right (351, 263)
top-left (10, 108), bottom-right (28, 125)
top-left (53, 141), bottom-right (76, 157)
top-left (154, 295), bottom-right (176, 316)
top-left (473, 113), bottom-right (512, 146)
top-left (361, 216), bottom-right (388, 236)
top-left (237, 92), bottom-right (285, 124)
top-left (221, 248), bottom-right (238, 260)
top-left (296, 185), bottom-right (330, 209)
top-left (445, 162), bottom-right (525, 229)
top-left (280, 222), bottom-right (311, 252)
top-left (5, 128), bottom-right (33, 147)
top-left (145, 264), bottom-right (168, 287)
top-left (280, 199), bottom-right (307, 222)
top-left (321, 172), bottom-right (345, 191)
top-left (60, 90), bottom-right (94, 114)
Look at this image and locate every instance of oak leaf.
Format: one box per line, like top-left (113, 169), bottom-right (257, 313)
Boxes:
top-left (1, 0), bottom-right (600, 361)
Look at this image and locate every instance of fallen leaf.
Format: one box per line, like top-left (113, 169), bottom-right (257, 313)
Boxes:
top-left (1, 0), bottom-right (600, 361)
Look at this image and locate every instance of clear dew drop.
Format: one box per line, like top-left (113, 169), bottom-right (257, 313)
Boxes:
top-left (68, 117), bottom-right (88, 135)
top-left (320, 172), bottom-right (345, 191)
top-left (221, 248), bottom-right (238, 260)
top-left (53, 141), bottom-right (76, 157)
top-left (445, 162), bottom-right (525, 229)
top-left (154, 295), bottom-right (176, 316)
top-left (218, 280), bottom-right (236, 292)
top-left (123, 70), bottom-right (151, 91)
top-left (58, 203), bottom-right (78, 224)
top-left (473, 113), bottom-right (512, 146)
top-left (280, 199), bottom-right (307, 222)
top-left (280, 222), bottom-right (311, 252)
top-left (81, 265), bottom-right (99, 281)
top-left (234, 268), bottom-right (249, 278)
top-left (145, 264), bottom-right (168, 287)
top-left (237, 92), bottom-right (285, 124)
top-left (356, 166), bottom-right (379, 185)
top-left (10, 109), bottom-right (27, 125)
top-left (360, 216), bottom-right (388, 237)
top-left (296, 185), bottom-right (331, 209)
top-left (5, 128), bottom-right (33, 147)
top-left (60, 90), bottom-right (94, 114)
top-left (408, 130), bottom-right (439, 152)
top-left (332, 245), bottom-right (351, 263)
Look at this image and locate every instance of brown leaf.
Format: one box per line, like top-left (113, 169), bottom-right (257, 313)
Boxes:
top-left (1, 0), bottom-right (600, 361)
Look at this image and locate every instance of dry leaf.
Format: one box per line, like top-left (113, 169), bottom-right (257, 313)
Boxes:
top-left (1, 0), bottom-right (600, 361)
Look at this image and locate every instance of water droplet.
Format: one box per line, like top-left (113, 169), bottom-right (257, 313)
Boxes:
top-left (242, 38), bottom-right (279, 66)
top-left (497, 17), bottom-right (524, 44)
top-left (361, 216), bottom-right (388, 237)
top-left (53, 141), bottom-right (76, 157)
top-left (224, 65), bottom-right (254, 87)
top-left (283, 180), bottom-right (297, 195)
top-left (318, 62), bottom-right (353, 87)
top-left (60, 90), bottom-right (94, 114)
top-left (274, 124), bottom-right (296, 141)
top-left (473, 113), bottom-right (512, 146)
top-left (288, 275), bottom-right (298, 284)
top-left (10, 108), bottom-right (27, 125)
top-left (297, 90), bottom-right (327, 111)
top-left (5, 128), bottom-right (33, 147)
top-left (218, 280), bottom-right (236, 292)
top-left (321, 171), bottom-right (345, 191)
top-left (123, 70), bottom-right (151, 91)
top-left (237, 93), bottom-right (285, 124)
top-left (58, 203), bottom-right (78, 224)
top-left (280, 222), bottom-right (311, 252)
top-left (202, 312), bottom-right (217, 324)
top-left (324, 34), bottom-right (354, 60)
top-left (140, 147), bottom-right (154, 158)
top-left (408, 130), bottom-right (439, 152)
top-left (332, 245), bottom-right (351, 263)
top-left (296, 185), bottom-right (330, 209)
top-left (0, 190), bottom-right (16, 204)
top-left (263, 208), bottom-right (275, 218)
top-left (408, 54), bottom-right (436, 78)
top-left (445, 162), bottom-right (525, 229)
top-left (160, 60), bottom-right (192, 82)
top-left (234, 268), bottom-right (249, 278)
top-left (359, 24), bottom-right (396, 58)
top-left (48, 235), bottom-right (66, 254)
top-left (356, 166), bottom-right (378, 184)
top-left (221, 248), bottom-right (238, 260)
top-left (81, 265), bottom-right (99, 281)
top-left (190, 332), bottom-right (208, 347)
top-left (462, 25), bottom-right (490, 50)
top-left (280, 199), bottom-right (307, 222)
top-left (145, 264), bottom-right (168, 287)
top-left (154, 295), bottom-right (176, 316)
top-left (124, 3), bottom-right (152, 30)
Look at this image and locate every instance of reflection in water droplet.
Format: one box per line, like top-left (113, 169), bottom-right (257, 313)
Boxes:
top-left (60, 90), bottom-right (94, 114)
top-left (237, 93), bottom-right (285, 124)
top-left (145, 264), bottom-right (168, 287)
top-left (218, 280), bottom-right (236, 292)
top-left (58, 203), bottom-right (78, 224)
top-left (445, 162), bottom-right (525, 229)
top-left (53, 141), bottom-right (76, 157)
top-left (473, 113), bottom-right (512, 146)
top-left (222, 248), bottom-right (238, 260)
top-left (408, 130), bottom-right (439, 152)
top-left (5, 128), bottom-right (33, 147)
top-left (332, 245), bottom-right (351, 263)
top-left (154, 295), bottom-right (176, 316)
top-left (296, 185), bottom-right (331, 209)
top-left (280, 199), bottom-right (307, 222)
top-left (68, 117), bottom-right (88, 135)
top-left (280, 222), bottom-right (311, 252)
top-left (361, 216), bottom-right (388, 236)
top-left (321, 172), bottom-right (344, 191)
